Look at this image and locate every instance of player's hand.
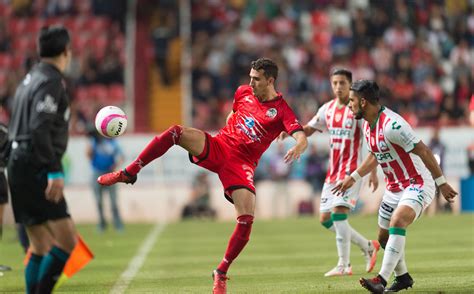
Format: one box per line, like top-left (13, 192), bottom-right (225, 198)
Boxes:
top-left (278, 131), bottom-right (289, 141)
top-left (331, 176), bottom-right (355, 196)
top-left (45, 178), bottom-right (65, 203)
top-left (369, 172), bottom-right (379, 192)
top-left (439, 183), bottom-right (457, 203)
top-left (284, 145), bottom-right (303, 163)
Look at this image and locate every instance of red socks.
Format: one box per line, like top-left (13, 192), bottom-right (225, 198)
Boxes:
top-left (217, 214), bottom-right (254, 273)
top-left (125, 125), bottom-right (183, 175)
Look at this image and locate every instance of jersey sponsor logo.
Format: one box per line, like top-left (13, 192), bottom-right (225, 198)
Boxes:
top-left (378, 141), bottom-right (389, 152)
top-left (329, 128), bottom-right (352, 137)
top-left (36, 94), bottom-right (58, 114)
top-left (400, 130), bottom-right (416, 145)
top-left (244, 117), bottom-right (255, 128)
top-left (375, 152), bottom-right (393, 161)
top-left (236, 116), bottom-right (261, 142)
top-left (266, 108), bottom-right (277, 118)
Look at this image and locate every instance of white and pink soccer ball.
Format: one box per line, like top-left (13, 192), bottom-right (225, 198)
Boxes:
top-left (94, 106), bottom-right (128, 138)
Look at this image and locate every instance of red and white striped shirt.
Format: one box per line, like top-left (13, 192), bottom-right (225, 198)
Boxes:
top-left (363, 107), bottom-right (431, 192)
top-left (308, 99), bottom-right (362, 183)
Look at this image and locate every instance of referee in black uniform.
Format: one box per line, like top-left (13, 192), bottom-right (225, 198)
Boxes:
top-left (0, 122), bottom-right (12, 272)
top-left (8, 26), bottom-right (77, 294)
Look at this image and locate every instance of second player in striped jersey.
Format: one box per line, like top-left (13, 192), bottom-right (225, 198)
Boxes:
top-left (301, 69), bottom-right (380, 277)
top-left (333, 80), bottom-right (457, 293)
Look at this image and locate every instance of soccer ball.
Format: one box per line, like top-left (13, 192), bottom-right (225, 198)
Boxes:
top-left (95, 106), bottom-right (128, 138)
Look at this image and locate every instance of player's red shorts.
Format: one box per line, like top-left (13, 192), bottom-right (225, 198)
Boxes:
top-left (189, 133), bottom-right (256, 203)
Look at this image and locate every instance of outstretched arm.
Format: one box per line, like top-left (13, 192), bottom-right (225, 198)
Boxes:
top-left (278, 124), bottom-right (320, 141)
top-left (410, 141), bottom-right (457, 202)
top-left (284, 130), bottom-right (307, 163)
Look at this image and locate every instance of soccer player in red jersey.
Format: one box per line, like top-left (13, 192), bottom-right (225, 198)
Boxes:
top-left (297, 69), bottom-right (380, 277)
top-left (97, 58), bottom-right (308, 293)
top-left (333, 80), bottom-right (457, 293)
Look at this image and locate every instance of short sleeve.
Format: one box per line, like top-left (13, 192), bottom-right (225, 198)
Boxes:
top-left (307, 103), bottom-right (327, 132)
top-left (384, 117), bottom-right (420, 152)
top-left (282, 103), bottom-right (303, 135)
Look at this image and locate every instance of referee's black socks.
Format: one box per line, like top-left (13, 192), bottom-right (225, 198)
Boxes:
top-left (36, 246), bottom-right (70, 293)
top-left (25, 253), bottom-right (43, 294)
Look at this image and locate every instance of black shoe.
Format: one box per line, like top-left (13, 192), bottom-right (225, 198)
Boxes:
top-left (0, 264), bottom-right (12, 271)
top-left (360, 275), bottom-right (386, 294)
top-left (384, 273), bottom-right (414, 292)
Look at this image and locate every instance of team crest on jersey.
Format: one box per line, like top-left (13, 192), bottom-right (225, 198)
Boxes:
top-left (335, 113), bottom-right (342, 122)
top-left (266, 108), bottom-right (277, 118)
top-left (344, 118), bottom-right (353, 129)
top-left (379, 141), bottom-right (389, 152)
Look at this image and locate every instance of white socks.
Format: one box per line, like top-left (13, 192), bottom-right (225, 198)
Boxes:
top-left (379, 227), bottom-right (406, 281)
top-left (332, 214), bottom-right (351, 267)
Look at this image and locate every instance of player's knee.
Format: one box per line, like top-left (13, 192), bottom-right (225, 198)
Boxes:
top-left (237, 215), bottom-right (254, 240)
top-left (164, 125), bottom-right (183, 144)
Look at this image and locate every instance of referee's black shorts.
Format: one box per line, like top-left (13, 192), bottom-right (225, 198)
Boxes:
top-left (0, 170), bottom-right (7, 205)
top-left (7, 145), bottom-right (70, 226)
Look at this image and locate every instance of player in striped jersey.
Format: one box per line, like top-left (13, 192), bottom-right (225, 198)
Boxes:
top-left (303, 69), bottom-right (380, 277)
top-left (334, 80), bottom-right (458, 293)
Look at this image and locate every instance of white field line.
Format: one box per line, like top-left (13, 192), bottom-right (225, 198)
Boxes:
top-left (110, 223), bottom-right (166, 294)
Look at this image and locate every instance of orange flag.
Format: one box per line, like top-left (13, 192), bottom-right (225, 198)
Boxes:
top-left (23, 248), bottom-right (32, 266)
top-left (62, 234), bottom-right (94, 278)
top-left (53, 235), bottom-right (94, 292)
top-left (23, 234), bottom-right (94, 274)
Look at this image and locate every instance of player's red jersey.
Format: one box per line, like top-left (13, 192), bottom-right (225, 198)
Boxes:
top-left (217, 85), bottom-right (303, 164)
top-left (470, 94), bottom-right (474, 111)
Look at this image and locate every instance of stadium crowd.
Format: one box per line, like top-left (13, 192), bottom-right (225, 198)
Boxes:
top-left (190, 0), bottom-right (473, 130)
top-left (0, 0), bottom-right (126, 134)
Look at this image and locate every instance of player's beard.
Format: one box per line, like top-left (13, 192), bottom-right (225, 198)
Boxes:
top-left (354, 101), bottom-right (364, 119)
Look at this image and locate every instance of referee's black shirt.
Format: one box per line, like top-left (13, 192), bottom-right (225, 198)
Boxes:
top-left (8, 61), bottom-right (70, 173)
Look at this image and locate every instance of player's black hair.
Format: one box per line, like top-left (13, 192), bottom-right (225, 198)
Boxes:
top-left (350, 80), bottom-right (379, 105)
top-left (38, 26), bottom-right (70, 58)
top-left (331, 68), bottom-right (352, 83)
top-left (251, 58), bottom-right (278, 80)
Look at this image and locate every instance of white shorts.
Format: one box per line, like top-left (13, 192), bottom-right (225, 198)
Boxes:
top-left (378, 179), bottom-right (436, 229)
top-left (320, 181), bottom-right (362, 213)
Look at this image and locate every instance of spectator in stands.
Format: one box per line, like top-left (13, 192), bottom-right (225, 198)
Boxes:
top-left (428, 127), bottom-right (451, 214)
top-left (0, 20), bottom-right (11, 52)
top-left (181, 172), bottom-right (216, 219)
top-left (268, 142), bottom-right (292, 218)
top-left (86, 126), bottom-right (125, 232)
top-left (304, 144), bottom-right (327, 212)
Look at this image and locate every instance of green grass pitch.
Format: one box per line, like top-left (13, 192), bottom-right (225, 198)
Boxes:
top-left (1, 214), bottom-right (473, 293)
